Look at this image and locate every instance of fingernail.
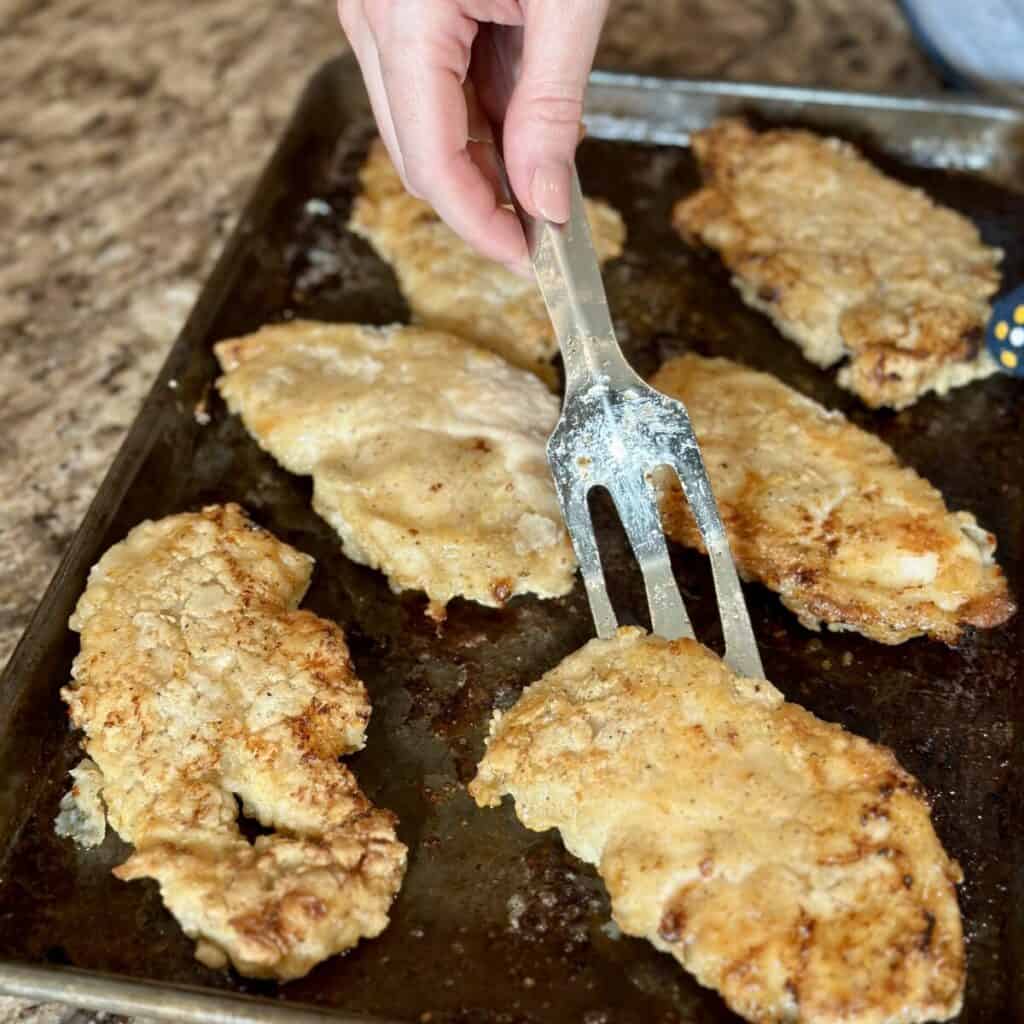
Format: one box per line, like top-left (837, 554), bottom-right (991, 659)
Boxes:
top-left (531, 162), bottom-right (571, 223)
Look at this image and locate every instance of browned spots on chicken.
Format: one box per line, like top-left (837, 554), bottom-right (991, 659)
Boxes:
top-left (673, 119), bottom-right (1001, 409)
top-left (651, 354), bottom-right (1014, 644)
top-left (471, 629), bottom-right (965, 1024)
top-left (214, 322), bottom-right (577, 614)
top-left (658, 907), bottom-right (687, 944)
top-left (59, 505), bottom-right (406, 980)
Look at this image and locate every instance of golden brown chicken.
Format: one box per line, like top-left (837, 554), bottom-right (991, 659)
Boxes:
top-left (674, 119), bottom-right (1001, 409)
top-left (651, 354), bottom-right (1014, 644)
top-left (215, 321), bottom-right (576, 617)
top-left (471, 628), bottom-right (965, 1024)
top-left (59, 504), bottom-right (406, 980)
top-left (349, 138), bottom-right (626, 383)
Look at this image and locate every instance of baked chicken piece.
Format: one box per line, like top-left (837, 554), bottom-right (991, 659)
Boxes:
top-left (674, 119), bottom-right (1001, 409)
top-left (349, 138), bottom-right (626, 383)
top-left (215, 321), bottom-right (576, 617)
top-left (471, 629), bottom-right (965, 1024)
top-left (651, 354), bottom-right (1014, 644)
top-left (59, 504), bottom-right (406, 980)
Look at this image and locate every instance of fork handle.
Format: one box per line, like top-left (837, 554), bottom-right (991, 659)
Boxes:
top-left (524, 171), bottom-right (638, 395)
top-left (479, 26), bottom-right (635, 395)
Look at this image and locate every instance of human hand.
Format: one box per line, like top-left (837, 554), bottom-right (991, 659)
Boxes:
top-left (338, 1), bottom-right (610, 270)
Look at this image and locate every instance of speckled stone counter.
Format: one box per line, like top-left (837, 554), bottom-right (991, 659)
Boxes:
top-left (0, 1), bottom-right (937, 1021)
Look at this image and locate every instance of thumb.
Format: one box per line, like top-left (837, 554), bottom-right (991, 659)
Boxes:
top-left (501, 0), bottom-right (608, 223)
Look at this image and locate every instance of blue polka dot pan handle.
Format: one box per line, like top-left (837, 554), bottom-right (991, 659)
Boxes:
top-left (987, 284), bottom-right (1024, 376)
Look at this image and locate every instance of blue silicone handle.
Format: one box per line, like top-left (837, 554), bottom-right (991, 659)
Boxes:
top-left (987, 284), bottom-right (1024, 377)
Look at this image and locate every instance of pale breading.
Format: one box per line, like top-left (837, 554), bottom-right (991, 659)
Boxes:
top-left (54, 758), bottom-right (106, 849)
top-left (59, 504), bottom-right (406, 980)
top-left (471, 629), bottom-right (965, 1024)
top-left (673, 119), bottom-right (1001, 409)
top-left (349, 139), bottom-right (626, 383)
top-left (651, 354), bottom-right (1014, 645)
top-left (215, 321), bottom-right (576, 616)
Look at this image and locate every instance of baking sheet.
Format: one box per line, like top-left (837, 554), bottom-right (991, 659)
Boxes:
top-left (0, 55), bottom-right (1021, 1024)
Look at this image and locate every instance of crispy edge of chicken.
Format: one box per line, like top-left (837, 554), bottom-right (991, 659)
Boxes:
top-left (59, 503), bottom-right (407, 980)
top-left (470, 628), bottom-right (965, 1024)
top-left (651, 354), bottom-right (1014, 645)
top-left (214, 320), bottom-right (577, 617)
top-left (348, 138), bottom-right (626, 384)
top-left (673, 118), bottom-right (1001, 409)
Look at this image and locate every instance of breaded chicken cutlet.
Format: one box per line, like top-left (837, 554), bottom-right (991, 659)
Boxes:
top-left (349, 139), bottom-right (625, 383)
top-left (674, 119), bottom-right (1001, 409)
top-left (215, 321), bottom-right (576, 617)
top-left (471, 629), bottom-right (965, 1024)
top-left (651, 355), bottom-right (1014, 644)
top-left (58, 504), bottom-right (406, 980)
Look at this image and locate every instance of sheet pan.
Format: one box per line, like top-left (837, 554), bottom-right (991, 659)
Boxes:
top-left (0, 56), bottom-right (1021, 1023)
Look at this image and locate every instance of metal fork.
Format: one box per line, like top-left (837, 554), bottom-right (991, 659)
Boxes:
top-left (478, 26), bottom-right (762, 677)
top-left (517, 170), bottom-right (764, 679)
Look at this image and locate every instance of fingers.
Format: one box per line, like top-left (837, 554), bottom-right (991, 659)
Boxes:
top-left (502, 0), bottom-right (609, 222)
top-left (339, 1), bottom-right (532, 265)
top-left (337, 0), bottom-right (407, 183)
top-left (368, 1), bottom-right (528, 266)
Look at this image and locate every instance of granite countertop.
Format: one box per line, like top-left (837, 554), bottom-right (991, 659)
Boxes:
top-left (0, 1), bottom-right (937, 1022)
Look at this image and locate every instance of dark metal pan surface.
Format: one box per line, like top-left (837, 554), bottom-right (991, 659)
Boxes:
top-left (0, 56), bottom-right (1021, 1024)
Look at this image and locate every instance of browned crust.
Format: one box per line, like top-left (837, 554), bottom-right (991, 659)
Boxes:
top-left (349, 139), bottom-right (625, 384)
top-left (213, 321), bottom-right (577, 613)
top-left (471, 630), bottom-right (966, 1024)
top-left (673, 119), bottom-right (1001, 409)
top-left (651, 355), bottom-right (1015, 644)
top-left (61, 504), bottom-right (407, 979)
